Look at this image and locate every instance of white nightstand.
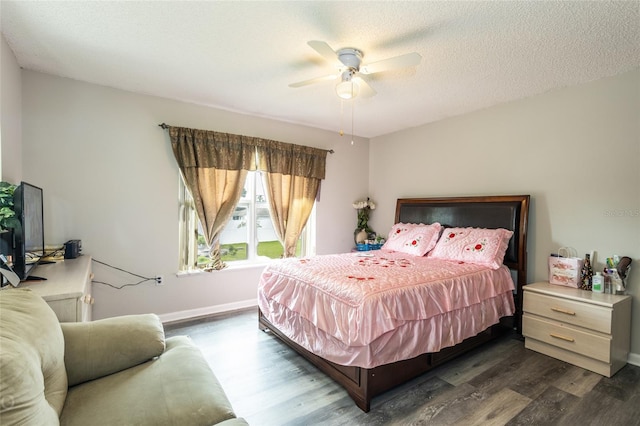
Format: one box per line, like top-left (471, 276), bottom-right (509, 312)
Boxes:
top-left (522, 281), bottom-right (631, 377)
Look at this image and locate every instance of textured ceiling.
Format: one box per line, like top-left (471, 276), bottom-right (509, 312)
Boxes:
top-left (2, 1), bottom-right (639, 138)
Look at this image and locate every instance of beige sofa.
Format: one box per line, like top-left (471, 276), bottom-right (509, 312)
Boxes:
top-left (0, 288), bottom-right (248, 425)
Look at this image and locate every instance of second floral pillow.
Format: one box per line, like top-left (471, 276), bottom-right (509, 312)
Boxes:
top-left (428, 227), bottom-right (514, 269)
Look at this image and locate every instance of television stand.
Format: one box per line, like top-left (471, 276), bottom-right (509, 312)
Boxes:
top-left (20, 256), bottom-right (93, 322)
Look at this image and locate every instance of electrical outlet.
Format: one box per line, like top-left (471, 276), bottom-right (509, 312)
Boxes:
top-left (155, 276), bottom-right (163, 286)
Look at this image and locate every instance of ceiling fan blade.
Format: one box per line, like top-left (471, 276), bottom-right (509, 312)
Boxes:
top-left (289, 74), bottom-right (337, 88)
top-left (307, 40), bottom-right (338, 62)
top-left (359, 52), bottom-right (422, 75)
top-left (355, 77), bottom-right (377, 98)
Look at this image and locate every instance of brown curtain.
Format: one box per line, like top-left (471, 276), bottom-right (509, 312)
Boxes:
top-left (256, 140), bottom-right (328, 257)
top-left (169, 126), bottom-right (255, 270)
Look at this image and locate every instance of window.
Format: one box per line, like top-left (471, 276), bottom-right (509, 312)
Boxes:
top-left (178, 171), bottom-right (315, 271)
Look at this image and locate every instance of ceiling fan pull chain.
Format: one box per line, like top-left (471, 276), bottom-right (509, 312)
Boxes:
top-left (351, 99), bottom-right (355, 146)
top-left (339, 99), bottom-right (345, 137)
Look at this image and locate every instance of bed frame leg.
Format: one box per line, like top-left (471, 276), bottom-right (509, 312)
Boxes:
top-left (257, 309), bottom-right (272, 332)
top-left (353, 397), bottom-right (370, 413)
top-left (348, 373), bottom-right (371, 412)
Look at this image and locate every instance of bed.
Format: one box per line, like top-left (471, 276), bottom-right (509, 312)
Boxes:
top-left (258, 195), bottom-right (530, 412)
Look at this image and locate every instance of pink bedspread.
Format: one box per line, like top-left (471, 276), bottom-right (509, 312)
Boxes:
top-left (258, 249), bottom-right (515, 368)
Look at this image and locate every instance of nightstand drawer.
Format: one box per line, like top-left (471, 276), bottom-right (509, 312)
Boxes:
top-left (523, 291), bottom-right (611, 334)
top-left (523, 314), bottom-right (611, 363)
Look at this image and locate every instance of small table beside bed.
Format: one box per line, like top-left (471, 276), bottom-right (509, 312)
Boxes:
top-left (258, 195), bottom-right (530, 412)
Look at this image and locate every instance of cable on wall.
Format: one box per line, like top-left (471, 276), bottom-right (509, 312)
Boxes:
top-left (91, 258), bottom-right (158, 290)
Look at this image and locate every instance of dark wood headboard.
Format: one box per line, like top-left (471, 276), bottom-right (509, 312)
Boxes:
top-left (395, 195), bottom-right (530, 332)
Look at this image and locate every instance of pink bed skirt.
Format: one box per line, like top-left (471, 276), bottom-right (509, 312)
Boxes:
top-left (258, 251), bottom-right (515, 368)
top-left (260, 291), bottom-right (514, 368)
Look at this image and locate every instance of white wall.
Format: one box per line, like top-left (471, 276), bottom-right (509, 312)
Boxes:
top-left (369, 69), bottom-right (640, 354)
top-left (0, 34), bottom-right (22, 181)
top-left (21, 71), bottom-right (369, 320)
top-left (19, 66), bottom-right (640, 355)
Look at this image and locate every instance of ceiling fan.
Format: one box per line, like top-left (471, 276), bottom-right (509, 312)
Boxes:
top-left (289, 40), bottom-right (422, 99)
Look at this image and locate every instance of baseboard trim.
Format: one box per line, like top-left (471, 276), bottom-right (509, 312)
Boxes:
top-left (628, 352), bottom-right (640, 367)
top-left (158, 299), bottom-right (257, 324)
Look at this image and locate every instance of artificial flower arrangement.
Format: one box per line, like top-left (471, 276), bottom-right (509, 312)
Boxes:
top-left (353, 197), bottom-right (375, 234)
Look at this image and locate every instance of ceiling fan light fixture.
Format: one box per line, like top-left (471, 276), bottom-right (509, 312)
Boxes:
top-left (336, 69), bottom-right (360, 99)
top-left (336, 80), bottom-right (359, 99)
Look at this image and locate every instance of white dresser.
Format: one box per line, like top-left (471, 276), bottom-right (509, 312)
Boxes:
top-left (522, 281), bottom-right (631, 377)
top-left (20, 255), bottom-right (93, 322)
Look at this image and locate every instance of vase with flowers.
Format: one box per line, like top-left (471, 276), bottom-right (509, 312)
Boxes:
top-left (352, 197), bottom-right (375, 244)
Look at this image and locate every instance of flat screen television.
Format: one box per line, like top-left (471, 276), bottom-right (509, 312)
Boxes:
top-left (12, 182), bottom-right (45, 281)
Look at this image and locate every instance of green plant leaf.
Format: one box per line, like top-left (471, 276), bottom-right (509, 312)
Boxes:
top-left (0, 206), bottom-right (15, 218)
top-left (0, 182), bottom-right (17, 230)
top-left (0, 217), bottom-right (20, 230)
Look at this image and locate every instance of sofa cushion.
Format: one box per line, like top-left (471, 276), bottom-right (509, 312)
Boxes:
top-left (60, 336), bottom-right (239, 426)
top-left (0, 288), bottom-right (67, 425)
top-left (61, 314), bottom-right (165, 386)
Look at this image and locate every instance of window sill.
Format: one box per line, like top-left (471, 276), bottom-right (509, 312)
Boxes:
top-left (222, 258), bottom-right (275, 270)
top-left (176, 257), bottom-right (277, 277)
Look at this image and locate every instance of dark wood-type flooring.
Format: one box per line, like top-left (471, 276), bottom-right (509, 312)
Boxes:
top-left (164, 309), bottom-right (640, 425)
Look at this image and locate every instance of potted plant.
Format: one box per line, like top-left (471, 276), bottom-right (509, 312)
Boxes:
top-left (0, 181), bottom-right (20, 231)
top-left (352, 197), bottom-right (376, 245)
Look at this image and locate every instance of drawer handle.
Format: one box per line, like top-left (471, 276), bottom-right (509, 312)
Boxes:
top-left (551, 307), bottom-right (576, 316)
top-left (550, 333), bottom-right (575, 342)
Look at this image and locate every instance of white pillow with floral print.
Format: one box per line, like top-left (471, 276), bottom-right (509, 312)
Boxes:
top-left (428, 227), bottom-right (513, 269)
top-left (382, 222), bottom-right (442, 256)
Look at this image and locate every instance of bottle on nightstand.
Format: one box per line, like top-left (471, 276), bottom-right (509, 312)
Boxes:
top-left (580, 253), bottom-right (593, 291)
top-left (592, 272), bottom-right (604, 293)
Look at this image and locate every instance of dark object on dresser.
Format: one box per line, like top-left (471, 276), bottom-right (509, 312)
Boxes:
top-left (64, 239), bottom-right (82, 259)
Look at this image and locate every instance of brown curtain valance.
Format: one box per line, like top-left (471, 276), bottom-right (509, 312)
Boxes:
top-left (169, 127), bottom-right (256, 171)
top-left (169, 125), bottom-right (329, 179)
top-left (255, 139), bottom-right (328, 179)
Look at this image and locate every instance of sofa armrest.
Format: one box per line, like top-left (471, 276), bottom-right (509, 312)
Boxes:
top-left (61, 314), bottom-right (165, 386)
